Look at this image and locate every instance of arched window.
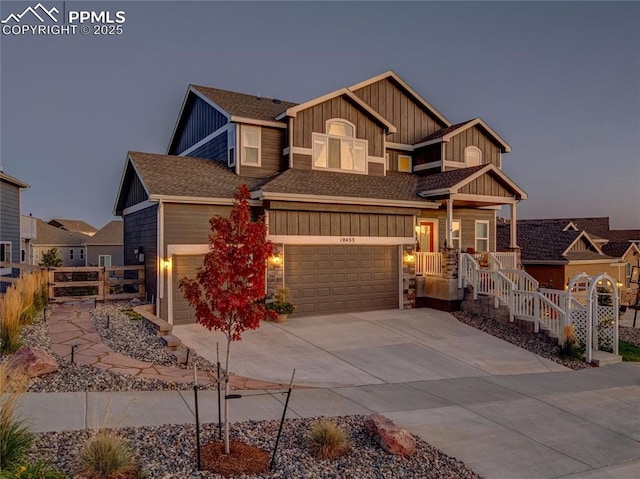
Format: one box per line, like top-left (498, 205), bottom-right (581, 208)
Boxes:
top-left (313, 119), bottom-right (367, 173)
top-left (464, 146), bottom-right (482, 166)
top-left (326, 119), bottom-right (355, 138)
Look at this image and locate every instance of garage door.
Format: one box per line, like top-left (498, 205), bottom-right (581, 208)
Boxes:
top-left (284, 245), bottom-right (399, 316)
top-left (172, 255), bottom-right (203, 325)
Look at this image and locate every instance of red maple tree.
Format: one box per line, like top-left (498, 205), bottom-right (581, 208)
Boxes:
top-left (179, 184), bottom-right (275, 453)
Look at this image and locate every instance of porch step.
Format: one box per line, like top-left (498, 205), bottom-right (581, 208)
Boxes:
top-left (171, 348), bottom-right (189, 365)
top-left (161, 334), bottom-right (182, 351)
top-left (591, 351), bottom-right (623, 367)
top-left (133, 305), bottom-right (173, 336)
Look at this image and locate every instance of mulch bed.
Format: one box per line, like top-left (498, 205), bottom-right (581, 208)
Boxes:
top-left (199, 440), bottom-right (270, 477)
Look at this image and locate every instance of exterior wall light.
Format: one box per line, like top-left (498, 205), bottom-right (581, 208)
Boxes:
top-left (404, 253), bottom-right (415, 263)
top-left (270, 253), bottom-right (282, 265)
top-left (161, 258), bottom-right (171, 269)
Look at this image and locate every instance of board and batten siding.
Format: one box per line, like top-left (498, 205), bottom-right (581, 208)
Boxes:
top-left (124, 205), bottom-right (158, 302)
top-left (444, 126), bottom-right (501, 168)
top-left (415, 143), bottom-right (441, 167)
top-left (292, 96), bottom-right (384, 157)
top-left (269, 210), bottom-right (414, 238)
top-left (163, 203), bottom-right (233, 247)
top-left (124, 172), bottom-right (148, 210)
top-left (352, 78), bottom-right (446, 145)
top-left (458, 173), bottom-right (513, 197)
top-left (419, 208), bottom-right (496, 251)
top-left (238, 126), bottom-right (284, 177)
top-left (188, 131), bottom-right (228, 164)
top-left (0, 180), bottom-right (21, 262)
top-left (169, 94), bottom-right (228, 155)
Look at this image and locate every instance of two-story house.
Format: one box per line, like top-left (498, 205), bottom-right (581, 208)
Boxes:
top-left (1, 172), bottom-right (29, 282)
top-left (114, 71), bottom-right (527, 324)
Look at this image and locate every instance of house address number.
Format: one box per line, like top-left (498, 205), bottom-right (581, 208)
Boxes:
top-left (340, 237), bottom-right (356, 243)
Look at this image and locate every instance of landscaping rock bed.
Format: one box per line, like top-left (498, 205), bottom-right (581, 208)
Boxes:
top-left (452, 311), bottom-right (590, 370)
top-left (620, 325), bottom-right (640, 348)
top-left (27, 416), bottom-right (483, 479)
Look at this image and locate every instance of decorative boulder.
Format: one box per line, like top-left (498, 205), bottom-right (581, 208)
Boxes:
top-left (365, 413), bottom-right (416, 457)
top-left (6, 347), bottom-right (58, 378)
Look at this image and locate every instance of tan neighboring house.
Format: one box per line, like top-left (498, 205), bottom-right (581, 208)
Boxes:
top-left (85, 220), bottom-right (123, 267)
top-left (31, 219), bottom-right (90, 267)
top-left (497, 217), bottom-right (640, 291)
top-left (48, 218), bottom-right (98, 237)
top-left (114, 70), bottom-right (528, 325)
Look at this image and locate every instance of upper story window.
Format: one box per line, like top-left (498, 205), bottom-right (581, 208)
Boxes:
top-left (228, 125), bottom-right (236, 168)
top-left (69, 249), bottom-right (74, 260)
top-left (0, 242), bottom-right (11, 263)
top-left (398, 154), bottom-right (412, 173)
top-left (241, 125), bottom-right (261, 166)
top-left (313, 119), bottom-right (367, 173)
top-left (465, 146), bottom-right (482, 167)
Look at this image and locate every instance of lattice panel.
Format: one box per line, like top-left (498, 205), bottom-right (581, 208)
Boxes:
top-left (596, 306), bottom-right (615, 352)
top-left (570, 309), bottom-right (588, 346)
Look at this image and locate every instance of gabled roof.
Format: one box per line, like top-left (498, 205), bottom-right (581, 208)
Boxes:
top-left (32, 219), bottom-right (90, 246)
top-left (0, 171), bottom-right (29, 189)
top-left (191, 85), bottom-right (297, 122)
top-left (257, 169), bottom-right (437, 207)
top-left (85, 221), bottom-right (123, 246)
top-left (562, 231), bottom-right (603, 256)
top-left (121, 152), bottom-right (267, 203)
top-left (277, 88), bottom-right (396, 133)
top-left (497, 221), bottom-right (609, 263)
top-left (414, 118), bottom-right (512, 153)
top-left (601, 241), bottom-right (640, 259)
top-left (606, 229), bottom-right (640, 242)
top-left (348, 70), bottom-right (451, 127)
top-left (518, 217), bottom-right (611, 238)
top-left (48, 219), bottom-right (98, 236)
top-left (417, 164), bottom-right (527, 200)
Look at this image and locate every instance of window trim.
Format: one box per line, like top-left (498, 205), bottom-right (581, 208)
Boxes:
top-left (0, 242), bottom-right (11, 275)
top-left (398, 154), bottom-right (412, 173)
top-left (228, 124), bottom-right (236, 168)
top-left (475, 220), bottom-right (490, 253)
top-left (240, 124), bottom-right (261, 167)
top-left (69, 249), bottom-right (74, 261)
top-left (465, 146), bottom-right (482, 167)
top-left (451, 219), bottom-right (461, 250)
top-left (80, 249), bottom-right (84, 261)
top-left (325, 118), bottom-right (356, 138)
top-left (99, 255), bottom-right (112, 267)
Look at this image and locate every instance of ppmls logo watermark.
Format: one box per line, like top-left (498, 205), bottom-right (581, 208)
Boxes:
top-left (1, 2), bottom-right (126, 36)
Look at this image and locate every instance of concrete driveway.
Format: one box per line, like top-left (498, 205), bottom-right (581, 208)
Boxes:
top-left (174, 308), bottom-right (640, 478)
top-left (175, 308), bottom-right (568, 387)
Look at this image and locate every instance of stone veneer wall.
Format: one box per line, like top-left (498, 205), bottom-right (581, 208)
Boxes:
top-left (403, 244), bottom-right (415, 309)
top-left (266, 243), bottom-right (284, 298)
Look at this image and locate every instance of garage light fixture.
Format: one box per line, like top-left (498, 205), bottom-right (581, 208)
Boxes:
top-left (404, 253), bottom-right (415, 263)
top-left (161, 258), bottom-right (171, 269)
top-left (270, 253), bottom-right (282, 265)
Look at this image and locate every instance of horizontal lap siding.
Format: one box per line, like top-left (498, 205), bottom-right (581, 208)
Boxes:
top-left (292, 97), bottom-right (384, 157)
top-left (124, 205), bottom-right (158, 301)
top-left (352, 78), bottom-right (445, 144)
top-left (419, 208), bottom-right (495, 251)
top-left (270, 210), bottom-right (413, 237)
top-left (86, 245), bottom-right (123, 267)
top-left (239, 127), bottom-right (284, 177)
top-left (163, 203), bottom-right (232, 247)
top-left (445, 126), bottom-right (501, 167)
top-left (0, 181), bottom-right (20, 262)
top-left (458, 174), bottom-right (512, 197)
top-left (170, 95), bottom-right (228, 155)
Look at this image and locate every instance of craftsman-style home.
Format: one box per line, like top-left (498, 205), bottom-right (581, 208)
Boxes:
top-left (114, 71), bottom-right (527, 324)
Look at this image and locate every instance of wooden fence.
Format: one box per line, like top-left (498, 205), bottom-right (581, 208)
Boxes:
top-left (1, 262), bottom-right (145, 303)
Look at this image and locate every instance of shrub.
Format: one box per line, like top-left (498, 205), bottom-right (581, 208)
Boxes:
top-left (0, 460), bottom-right (68, 479)
top-left (76, 431), bottom-right (141, 479)
top-left (0, 364), bottom-right (32, 469)
top-left (1, 287), bottom-right (24, 354)
top-left (306, 419), bottom-right (350, 460)
top-left (266, 287), bottom-right (296, 315)
top-left (559, 325), bottom-right (586, 360)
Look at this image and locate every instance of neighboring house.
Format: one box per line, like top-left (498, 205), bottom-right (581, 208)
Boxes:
top-left (20, 215), bottom-right (37, 264)
top-left (31, 219), bottom-right (89, 267)
top-left (48, 218), bottom-right (98, 237)
top-left (114, 70), bottom-right (527, 324)
top-left (497, 218), bottom-right (640, 290)
top-left (85, 220), bottom-right (123, 267)
top-left (0, 172), bottom-right (29, 279)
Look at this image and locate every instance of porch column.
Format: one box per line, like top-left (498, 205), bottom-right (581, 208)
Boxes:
top-left (446, 199), bottom-right (453, 249)
top-left (510, 202), bottom-right (518, 248)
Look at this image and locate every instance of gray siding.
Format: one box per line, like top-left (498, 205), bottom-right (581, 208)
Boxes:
top-left (124, 205), bottom-right (158, 302)
top-left (0, 179), bottom-right (21, 263)
top-left (33, 245), bottom-right (86, 267)
top-left (352, 77), bottom-right (447, 144)
top-left (170, 94), bottom-right (228, 155)
top-left (86, 245), bottom-right (124, 267)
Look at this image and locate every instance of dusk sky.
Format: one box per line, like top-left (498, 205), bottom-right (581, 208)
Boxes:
top-left (1, 1), bottom-right (639, 230)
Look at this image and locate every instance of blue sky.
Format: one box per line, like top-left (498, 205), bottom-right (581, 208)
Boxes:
top-left (1, 1), bottom-right (639, 229)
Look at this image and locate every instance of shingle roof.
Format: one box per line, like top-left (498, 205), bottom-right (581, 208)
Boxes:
top-left (260, 168), bottom-right (428, 203)
top-left (518, 217), bottom-right (610, 238)
top-left (191, 85), bottom-right (297, 122)
top-left (497, 222), bottom-right (580, 262)
top-left (606, 229), bottom-right (640, 242)
top-left (417, 165), bottom-right (485, 192)
top-left (129, 152), bottom-right (267, 198)
top-left (85, 221), bottom-right (123, 246)
top-left (48, 219), bottom-right (98, 236)
top-left (416, 121), bottom-right (472, 143)
top-left (601, 241), bottom-right (637, 258)
top-left (32, 219), bottom-right (90, 246)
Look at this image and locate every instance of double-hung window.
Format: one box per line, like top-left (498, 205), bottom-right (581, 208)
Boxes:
top-left (313, 119), bottom-right (367, 173)
top-left (475, 221), bottom-right (489, 253)
top-left (69, 249), bottom-right (74, 261)
top-left (0, 242), bottom-right (10, 275)
top-left (465, 146), bottom-right (482, 167)
top-left (241, 126), bottom-right (261, 166)
top-left (451, 220), bottom-right (461, 250)
top-left (99, 255), bottom-right (112, 267)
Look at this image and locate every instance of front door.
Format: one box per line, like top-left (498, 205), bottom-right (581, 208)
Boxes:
top-left (417, 221), bottom-right (437, 252)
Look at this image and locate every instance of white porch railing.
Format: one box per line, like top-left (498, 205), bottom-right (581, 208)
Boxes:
top-left (503, 269), bottom-right (539, 292)
top-left (415, 252), bottom-right (445, 277)
top-left (490, 252), bottom-right (519, 270)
